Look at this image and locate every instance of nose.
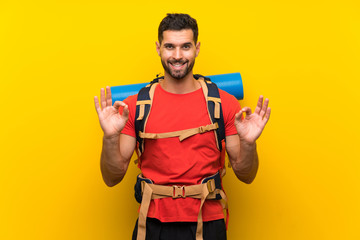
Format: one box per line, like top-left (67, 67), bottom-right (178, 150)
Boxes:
top-left (173, 47), bottom-right (182, 60)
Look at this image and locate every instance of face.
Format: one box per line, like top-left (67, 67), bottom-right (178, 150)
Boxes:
top-left (156, 29), bottom-right (200, 80)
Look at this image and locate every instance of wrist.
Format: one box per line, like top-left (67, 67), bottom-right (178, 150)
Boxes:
top-left (103, 134), bottom-right (120, 142)
top-left (239, 137), bottom-right (256, 150)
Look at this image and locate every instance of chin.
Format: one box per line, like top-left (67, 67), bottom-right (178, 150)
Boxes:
top-left (171, 71), bottom-right (193, 80)
top-left (167, 67), bottom-right (187, 80)
top-left (171, 73), bottom-right (186, 80)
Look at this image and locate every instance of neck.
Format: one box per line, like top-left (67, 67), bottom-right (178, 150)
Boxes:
top-left (161, 72), bottom-right (201, 94)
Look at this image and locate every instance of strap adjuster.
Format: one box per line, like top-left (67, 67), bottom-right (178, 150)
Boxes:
top-left (206, 179), bottom-right (216, 193)
top-left (172, 185), bottom-right (186, 198)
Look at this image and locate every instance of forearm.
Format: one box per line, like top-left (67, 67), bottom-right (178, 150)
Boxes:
top-left (228, 95), bottom-right (270, 183)
top-left (230, 140), bottom-right (259, 184)
top-left (100, 135), bottom-right (129, 187)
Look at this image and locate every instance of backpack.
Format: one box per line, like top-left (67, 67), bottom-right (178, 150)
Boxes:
top-left (134, 74), bottom-right (226, 168)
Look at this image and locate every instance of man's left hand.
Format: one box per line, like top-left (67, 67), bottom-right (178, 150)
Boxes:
top-left (234, 95), bottom-right (271, 144)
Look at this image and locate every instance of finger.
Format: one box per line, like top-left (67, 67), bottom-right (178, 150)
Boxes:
top-left (114, 101), bottom-right (129, 119)
top-left (94, 96), bottom-right (101, 115)
top-left (100, 88), bottom-right (106, 110)
top-left (106, 86), bottom-right (112, 107)
top-left (242, 107), bottom-right (252, 117)
top-left (234, 109), bottom-right (243, 122)
top-left (113, 101), bottom-right (127, 110)
top-left (260, 98), bottom-right (269, 118)
top-left (254, 95), bottom-right (264, 115)
top-left (122, 104), bottom-right (129, 119)
top-left (263, 107), bottom-right (271, 124)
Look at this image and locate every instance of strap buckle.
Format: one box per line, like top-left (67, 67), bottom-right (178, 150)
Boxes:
top-left (206, 179), bottom-right (216, 193)
top-left (172, 185), bottom-right (186, 198)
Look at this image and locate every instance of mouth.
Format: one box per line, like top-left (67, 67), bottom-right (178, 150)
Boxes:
top-left (169, 61), bottom-right (187, 70)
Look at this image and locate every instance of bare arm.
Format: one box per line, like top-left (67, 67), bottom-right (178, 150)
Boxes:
top-left (226, 135), bottom-right (259, 184)
top-left (100, 134), bottom-right (136, 187)
top-left (226, 96), bottom-right (270, 184)
top-left (94, 86), bottom-right (136, 187)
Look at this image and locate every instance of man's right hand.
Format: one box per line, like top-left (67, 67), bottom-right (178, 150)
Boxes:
top-left (94, 86), bottom-right (129, 138)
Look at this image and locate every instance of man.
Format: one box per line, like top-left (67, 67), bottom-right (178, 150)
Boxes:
top-left (94, 13), bottom-right (270, 240)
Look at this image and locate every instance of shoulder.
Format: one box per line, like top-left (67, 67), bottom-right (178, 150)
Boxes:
top-left (218, 89), bottom-right (241, 123)
top-left (217, 89), bottom-right (240, 135)
top-left (123, 94), bottom-right (138, 107)
top-left (122, 94), bottom-right (138, 121)
top-left (119, 94), bottom-right (138, 137)
top-left (219, 89), bottom-right (239, 107)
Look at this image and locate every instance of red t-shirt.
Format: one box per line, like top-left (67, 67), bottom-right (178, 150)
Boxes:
top-left (121, 84), bottom-right (241, 222)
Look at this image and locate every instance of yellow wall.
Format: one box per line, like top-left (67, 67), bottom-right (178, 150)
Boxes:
top-left (1, 1), bottom-right (359, 239)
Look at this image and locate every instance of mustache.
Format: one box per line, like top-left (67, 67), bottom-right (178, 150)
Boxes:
top-left (168, 59), bottom-right (188, 64)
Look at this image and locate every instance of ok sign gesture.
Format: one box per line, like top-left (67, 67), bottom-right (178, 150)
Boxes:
top-left (94, 86), bottom-right (129, 138)
top-left (235, 96), bottom-right (271, 144)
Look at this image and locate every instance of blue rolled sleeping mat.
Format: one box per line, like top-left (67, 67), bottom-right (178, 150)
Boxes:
top-left (110, 72), bottom-right (244, 102)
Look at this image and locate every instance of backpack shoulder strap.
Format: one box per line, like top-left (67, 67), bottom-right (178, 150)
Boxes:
top-left (197, 75), bottom-right (227, 177)
top-left (196, 76), bottom-right (226, 152)
top-left (135, 77), bottom-right (161, 158)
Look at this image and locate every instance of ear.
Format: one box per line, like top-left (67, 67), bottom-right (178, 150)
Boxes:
top-left (156, 41), bottom-right (161, 56)
top-left (195, 41), bottom-right (201, 57)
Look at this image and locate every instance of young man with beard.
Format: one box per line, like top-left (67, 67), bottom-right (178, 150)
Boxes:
top-left (94, 13), bottom-right (270, 240)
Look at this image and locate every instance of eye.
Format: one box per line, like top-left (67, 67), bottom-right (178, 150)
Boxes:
top-left (182, 45), bottom-right (191, 49)
top-left (165, 45), bottom-right (174, 49)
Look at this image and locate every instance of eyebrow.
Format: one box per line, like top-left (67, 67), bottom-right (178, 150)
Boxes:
top-left (182, 42), bottom-right (192, 46)
top-left (163, 43), bottom-right (174, 47)
top-left (163, 42), bottom-right (193, 47)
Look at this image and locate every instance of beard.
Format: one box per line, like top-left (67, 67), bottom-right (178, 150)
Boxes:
top-left (161, 58), bottom-right (195, 80)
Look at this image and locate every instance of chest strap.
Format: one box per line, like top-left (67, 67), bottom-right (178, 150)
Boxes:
top-left (139, 122), bottom-right (219, 142)
top-left (135, 172), bottom-right (228, 240)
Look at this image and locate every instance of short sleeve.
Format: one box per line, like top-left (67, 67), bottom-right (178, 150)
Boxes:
top-left (119, 94), bottom-right (138, 138)
top-left (219, 89), bottom-right (241, 136)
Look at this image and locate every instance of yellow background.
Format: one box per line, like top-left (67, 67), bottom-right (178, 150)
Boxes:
top-left (1, 0), bottom-right (359, 239)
